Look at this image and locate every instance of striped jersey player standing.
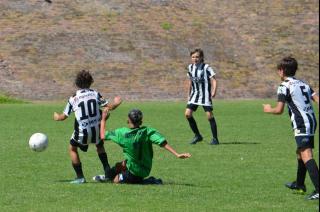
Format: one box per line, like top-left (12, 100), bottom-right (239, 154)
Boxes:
top-left (263, 56), bottom-right (319, 200)
top-left (53, 70), bottom-right (122, 184)
top-left (185, 48), bottom-right (219, 145)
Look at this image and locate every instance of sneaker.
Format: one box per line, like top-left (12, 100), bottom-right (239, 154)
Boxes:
top-left (209, 138), bottom-right (219, 145)
top-left (93, 175), bottom-right (106, 182)
top-left (285, 181), bottom-right (306, 193)
top-left (70, 177), bottom-right (86, 184)
top-left (306, 191), bottom-right (319, 200)
top-left (190, 135), bottom-right (203, 144)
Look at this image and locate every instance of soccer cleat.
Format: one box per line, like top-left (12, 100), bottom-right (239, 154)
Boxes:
top-left (154, 178), bottom-right (163, 185)
top-left (93, 175), bottom-right (106, 182)
top-left (189, 135), bottom-right (203, 144)
top-left (285, 181), bottom-right (306, 193)
top-left (70, 177), bottom-right (86, 184)
top-left (305, 191), bottom-right (319, 200)
top-left (209, 138), bottom-right (219, 145)
top-left (143, 176), bottom-right (163, 185)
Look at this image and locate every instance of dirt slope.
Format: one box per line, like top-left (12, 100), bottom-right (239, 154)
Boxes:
top-left (0, 0), bottom-right (318, 101)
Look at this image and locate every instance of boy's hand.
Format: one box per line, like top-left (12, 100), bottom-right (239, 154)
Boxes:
top-left (53, 112), bottom-right (67, 121)
top-left (177, 153), bottom-right (191, 159)
top-left (263, 104), bottom-right (272, 113)
top-left (113, 96), bottom-right (122, 106)
top-left (107, 96), bottom-right (122, 111)
top-left (53, 112), bottom-right (60, 121)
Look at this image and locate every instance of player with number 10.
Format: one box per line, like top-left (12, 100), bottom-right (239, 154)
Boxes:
top-left (53, 70), bottom-right (122, 184)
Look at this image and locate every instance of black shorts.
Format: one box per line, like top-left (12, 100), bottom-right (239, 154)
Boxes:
top-left (119, 169), bottom-right (143, 184)
top-left (295, 136), bottom-right (314, 150)
top-left (187, 103), bottom-right (213, 112)
top-left (70, 139), bottom-right (104, 152)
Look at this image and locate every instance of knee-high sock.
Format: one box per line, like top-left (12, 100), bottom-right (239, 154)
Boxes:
top-left (72, 162), bottom-right (84, 178)
top-left (208, 117), bottom-right (218, 140)
top-left (98, 152), bottom-right (110, 174)
top-left (305, 159), bottom-right (319, 192)
top-left (187, 117), bottom-right (200, 136)
top-left (296, 159), bottom-right (307, 186)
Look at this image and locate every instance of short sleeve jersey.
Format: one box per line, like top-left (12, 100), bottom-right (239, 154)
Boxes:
top-left (64, 89), bottom-right (108, 145)
top-left (277, 77), bottom-right (317, 136)
top-left (187, 63), bottom-right (216, 106)
top-left (105, 126), bottom-right (166, 178)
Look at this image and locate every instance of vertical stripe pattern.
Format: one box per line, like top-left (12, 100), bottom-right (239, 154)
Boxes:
top-left (187, 63), bottom-right (216, 106)
top-left (277, 77), bottom-right (317, 136)
top-left (64, 89), bottom-right (108, 145)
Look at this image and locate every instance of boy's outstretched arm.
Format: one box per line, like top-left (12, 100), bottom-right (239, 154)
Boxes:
top-left (100, 107), bottom-right (110, 140)
top-left (99, 96), bottom-right (121, 140)
top-left (53, 112), bottom-right (68, 121)
top-left (263, 101), bottom-right (285, 115)
top-left (162, 142), bottom-right (191, 159)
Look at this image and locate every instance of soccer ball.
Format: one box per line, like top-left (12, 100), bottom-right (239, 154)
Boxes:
top-left (29, 133), bottom-right (48, 152)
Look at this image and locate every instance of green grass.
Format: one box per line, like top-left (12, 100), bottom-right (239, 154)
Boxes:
top-left (0, 100), bottom-right (318, 211)
top-left (0, 94), bottom-right (25, 104)
top-left (161, 22), bottom-right (173, 30)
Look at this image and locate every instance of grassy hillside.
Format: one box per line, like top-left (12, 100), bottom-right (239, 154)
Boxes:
top-left (0, 0), bottom-right (319, 101)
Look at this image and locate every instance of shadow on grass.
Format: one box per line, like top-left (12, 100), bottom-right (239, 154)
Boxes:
top-left (164, 181), bottom-right (209, 188)
top-left (219, 141), bottom-right (260, 145)
top-left (56, 179), bottom-right (112, 185)
top-left (55, 179), bottom-right (201, 187)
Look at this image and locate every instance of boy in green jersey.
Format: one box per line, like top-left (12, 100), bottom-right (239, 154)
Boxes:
top-left (94, 108), bottom-right (191, 184)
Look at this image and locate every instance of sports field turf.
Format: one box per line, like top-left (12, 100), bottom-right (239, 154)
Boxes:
top-left (0, 100), bottom-right (318, 211)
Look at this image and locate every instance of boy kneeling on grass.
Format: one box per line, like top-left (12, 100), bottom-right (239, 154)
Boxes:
top-left (93, 108), bottom-right (191, 184)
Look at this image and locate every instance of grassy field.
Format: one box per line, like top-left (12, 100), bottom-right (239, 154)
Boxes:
top-left (0, 100), bottom-right (318, 211)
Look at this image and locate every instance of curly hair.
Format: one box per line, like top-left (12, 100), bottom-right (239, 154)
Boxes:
top-left (75, 70), bottom-right (94, 89)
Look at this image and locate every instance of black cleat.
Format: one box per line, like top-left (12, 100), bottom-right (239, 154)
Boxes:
top-left (305, 190), bottom-right (319, 200)
top-left (143, 176), bottom-right (163, 185)
top-left (209, 138), bottom-right (219, 145)
top-left (285, 181), bottom-right (306, 193)
top-left (190, 135), bottom-right (203, 144)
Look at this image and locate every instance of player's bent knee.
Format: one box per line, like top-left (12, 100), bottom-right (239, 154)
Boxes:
top-left (185, 112), bottom-right (193, 119)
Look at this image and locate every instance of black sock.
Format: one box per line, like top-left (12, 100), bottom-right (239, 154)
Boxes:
top-left (98, 152), bottom-right (110, 175)
top-left (187, 117), bottom-right (200, 136)
top-left (296, 159), bottom-right (307, 186)
top-left (209, 117), bottom-right (218, 140)
top-left (107, 166), bottom-right (117, 180)
top-left (72, 163), bottom-right (84, 179)
top-left (305, 159), bottom-right (319, 192)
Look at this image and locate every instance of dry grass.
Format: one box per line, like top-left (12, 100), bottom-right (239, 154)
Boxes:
top-left (0, 0), bottom-right (318, 100)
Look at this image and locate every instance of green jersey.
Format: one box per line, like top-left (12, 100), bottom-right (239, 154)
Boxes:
top-left (105, 126), bottom-right (166, 178)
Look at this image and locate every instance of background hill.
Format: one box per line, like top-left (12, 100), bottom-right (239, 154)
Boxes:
top-left (0, 0), bottom-right (319, 101)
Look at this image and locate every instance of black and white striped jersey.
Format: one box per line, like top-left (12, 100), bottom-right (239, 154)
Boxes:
top-left (187, 63), bottom-right (216, 106)
top-left (63, 89), bottom-right (108, 145)
top-left (277, 77), bottom-right (317, 136)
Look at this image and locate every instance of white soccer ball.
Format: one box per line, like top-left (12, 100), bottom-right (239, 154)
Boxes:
top-left (29, 133), bottom-right (48, 152)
